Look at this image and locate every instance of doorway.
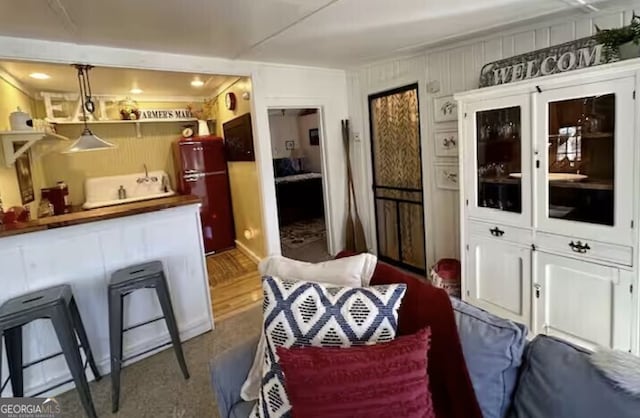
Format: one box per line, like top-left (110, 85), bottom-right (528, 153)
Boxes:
top-left (268, 108), bottom-right (331, 262)
top-left (368, 84), bottom-right (426, 273)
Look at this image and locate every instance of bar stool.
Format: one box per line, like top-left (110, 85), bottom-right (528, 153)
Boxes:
top-left (0, 284), bottom-right (100, 418)
top-left (108, 260), bottom-right (189, 412)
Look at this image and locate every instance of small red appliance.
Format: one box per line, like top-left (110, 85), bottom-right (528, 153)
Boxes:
top-left (41, 185), bottom-right (69, 215)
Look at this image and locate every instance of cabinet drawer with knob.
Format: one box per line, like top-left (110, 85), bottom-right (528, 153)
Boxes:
top-left (468, 220), bottom-right (532, 245)
top-left (535, 232), bottom-right (632, 267)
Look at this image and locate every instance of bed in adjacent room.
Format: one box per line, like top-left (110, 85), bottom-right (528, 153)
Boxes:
top-left (273, 158), bottom-right (324, 225)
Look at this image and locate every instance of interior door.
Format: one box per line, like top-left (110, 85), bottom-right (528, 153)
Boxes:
top-left (533, 251), bottom-right (632, 351)
top-left (369, 84), bottom-right (426, 273)
top-left (466, 236), bottom-right (531, 325)
top-left (535, 77), bottom-right (635, 244)
top-left (463, 94), bottom-right (531, 227)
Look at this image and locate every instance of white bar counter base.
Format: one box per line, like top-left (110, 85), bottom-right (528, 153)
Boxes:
top-left (0, 202), bottom-right (213, 397)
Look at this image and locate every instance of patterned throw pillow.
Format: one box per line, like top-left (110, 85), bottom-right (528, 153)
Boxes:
top-left (251, 275), bottom-right (407, 418)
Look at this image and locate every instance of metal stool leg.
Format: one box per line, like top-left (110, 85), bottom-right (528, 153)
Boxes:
top-left (0, 332), bottom-right (2, 396)
top-left (108, 290), bottom-right (124, 413)
top-left (68, 297), bottom-right (101, 382)
top-left (156, 278), bottom-right (189, 379)
top-left (5, 326), bottom-right (24, 397)
top-left (51, 306), bottom-right (97, 418)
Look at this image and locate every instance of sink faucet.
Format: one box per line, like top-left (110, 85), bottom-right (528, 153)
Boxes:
top-left (161, 175), bottom-right (169, 192)
top-left (137, 164), bottom-right (158, 183)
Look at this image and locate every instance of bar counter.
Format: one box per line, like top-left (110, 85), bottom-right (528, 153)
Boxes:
top-left (0, 195), bottom-right (213, 397)
top-left (0, 194), bottom-right (201, 238)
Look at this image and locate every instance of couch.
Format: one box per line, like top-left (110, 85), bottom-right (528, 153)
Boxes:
top-left (210, 260), bottom-right (640, 418)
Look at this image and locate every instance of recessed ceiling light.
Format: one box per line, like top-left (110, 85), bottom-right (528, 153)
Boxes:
top-left (129, 88), bottom-right (143, 94)
top-left (29, 72), bottom-right (50, 80)
top-left (191, 79), bottom-right (204, 87)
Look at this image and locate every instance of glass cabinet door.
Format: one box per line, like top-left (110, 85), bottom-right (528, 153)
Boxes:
top-left (476, 106), bottom-right (522, 213)
top-left (464, 95), bottom-right (531, 226)
top-left (535, 77), bottom-right (634, 244)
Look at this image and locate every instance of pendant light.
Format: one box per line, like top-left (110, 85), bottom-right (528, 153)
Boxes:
top-left (63, 64), bottom-right (115, 153)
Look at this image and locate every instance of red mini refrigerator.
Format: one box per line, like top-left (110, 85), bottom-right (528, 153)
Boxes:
top-left (174, 136), bottom-right (235, 254)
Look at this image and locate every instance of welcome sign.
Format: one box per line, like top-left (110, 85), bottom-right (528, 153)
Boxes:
top-left (479, 37), bottom-right (604, 87)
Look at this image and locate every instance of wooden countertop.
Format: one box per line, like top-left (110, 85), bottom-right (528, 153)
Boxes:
top-left (0, 195), bottom-right (201, 238)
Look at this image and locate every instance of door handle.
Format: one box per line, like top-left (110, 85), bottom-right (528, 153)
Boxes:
top-left (489, 227), bottom-right (505, 237)
top-left (569, 240), bottom-right (590, 253)
top-left (533, 283), bottom-right (541, 299)
top-left (184, 173), bottom-right (203, 182)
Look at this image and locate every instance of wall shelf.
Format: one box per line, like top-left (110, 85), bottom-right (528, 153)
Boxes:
top-left (1, 130), bottom-right (69, 167)
top-left (51, 118), bottom-right (200, 138)
top-left (52, 118), bottom-right (198, 125)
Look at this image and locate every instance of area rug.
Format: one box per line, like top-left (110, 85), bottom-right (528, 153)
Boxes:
top-left (280, 218), bottom-right (326, 249)
top-left (207, 249), bottom-right (257, 287)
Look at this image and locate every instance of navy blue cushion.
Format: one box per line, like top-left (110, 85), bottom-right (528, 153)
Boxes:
top-left (509, 335), bottom-right (640, 418)
top-left (273, 158), bottom-right (303, 177)
top-left (450, 297), bottom-right (527, 418)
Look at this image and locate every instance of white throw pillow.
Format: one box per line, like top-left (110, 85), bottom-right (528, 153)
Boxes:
top-left (239, 253), bottom-right (378, 401)
top-left (251, 275), bottom-right (405, 417)
top-left (591, 347), bottom-right (640, 395)
top-left (258, 253), bottom-right (377, 287)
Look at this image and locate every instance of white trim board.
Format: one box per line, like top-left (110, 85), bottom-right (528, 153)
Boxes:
top-left (235, 239), bottom-right (262, 264)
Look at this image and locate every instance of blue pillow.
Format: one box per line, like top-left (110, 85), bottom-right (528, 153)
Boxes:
top-left (450, 297), bottom-right (527, 418)
top-left (509, 335), bottom-right (640, 418)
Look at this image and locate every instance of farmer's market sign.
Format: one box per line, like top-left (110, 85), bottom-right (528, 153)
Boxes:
top-left (139, 109), bottom-right (193, 120)
top-left (479, 37), bottom-right (603, 87)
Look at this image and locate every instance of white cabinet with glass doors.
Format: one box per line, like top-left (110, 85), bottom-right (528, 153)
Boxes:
top-left (456, 61), bottom-right (640, 353)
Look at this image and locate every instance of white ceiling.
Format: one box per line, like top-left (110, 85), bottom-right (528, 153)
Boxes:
top-left (0, 60), bottom-right (238, 98)
top-left (0, 0), bottom-right (617, 68)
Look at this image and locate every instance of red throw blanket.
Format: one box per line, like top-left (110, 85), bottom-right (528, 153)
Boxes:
top-left (338, 252), bottom-right (482, 418)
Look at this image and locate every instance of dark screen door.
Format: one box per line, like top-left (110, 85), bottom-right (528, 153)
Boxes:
top-left (369, 84), bottom-right (426, 273)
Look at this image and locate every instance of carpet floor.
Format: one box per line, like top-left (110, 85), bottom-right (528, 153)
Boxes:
top-left (57, 306), bottom-right (262, 418)
top-left (281, 238), bottom-right (332, 263)
top-left (280, 217), bottom-right (331, 263)
top-left (280, 218), bottom-right (326, 249)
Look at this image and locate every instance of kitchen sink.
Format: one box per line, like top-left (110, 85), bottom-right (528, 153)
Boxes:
top-left (83, 170), bottom-right (176, 209)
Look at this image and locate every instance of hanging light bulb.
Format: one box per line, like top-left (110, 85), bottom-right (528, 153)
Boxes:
top-left (63, 64), bottom-right (116, 153)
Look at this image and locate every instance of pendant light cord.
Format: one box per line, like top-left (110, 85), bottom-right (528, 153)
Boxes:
top-left (74, 64), bottom-right (95, 130)
top-left (76, 66), bottom-right (88, 129)
top-left (64, 63), bottom-right (115, 152)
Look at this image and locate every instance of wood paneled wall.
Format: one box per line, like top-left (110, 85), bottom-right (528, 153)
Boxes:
top-left (347, 6), bottom-right (633, 268)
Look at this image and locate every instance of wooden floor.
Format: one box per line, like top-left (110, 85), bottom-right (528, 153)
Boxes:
top-left (207, 248), bottom-right (262, 321)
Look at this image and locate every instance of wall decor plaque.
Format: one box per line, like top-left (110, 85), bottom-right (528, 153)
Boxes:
top-left (479, 37), bottom-right (603, 88)
top-left (433, 95), bottom-right (458, 122)
top-left (14, 143), bottom-right (34, 205)
top-left (434, 163), bottom-right (459, 190)
top-left (139, 108), bottom-right (193, 120)
top-left (434, 129), bottom-right (458, 157)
